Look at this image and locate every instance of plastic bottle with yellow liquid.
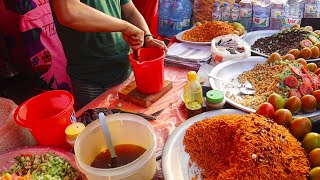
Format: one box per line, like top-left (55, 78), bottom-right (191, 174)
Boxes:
top-left (184, 71), bottom-right (203, 118)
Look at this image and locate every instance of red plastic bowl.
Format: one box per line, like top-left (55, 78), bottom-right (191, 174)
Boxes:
top-left (0, 146), bottom-right (87, 179)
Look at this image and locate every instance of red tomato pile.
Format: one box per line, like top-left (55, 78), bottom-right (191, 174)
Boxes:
top-left (260, 59), bottom-right (320, 115)
top-left (256, 58), bottom-right (320, 179)
top-left (256, 101), bottom-right (320, 179)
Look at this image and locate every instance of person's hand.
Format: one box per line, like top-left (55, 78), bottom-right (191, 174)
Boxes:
top-left (121, 22), bottom-right (144, 51)
top-left (144, 36), bottom-right (167, 52)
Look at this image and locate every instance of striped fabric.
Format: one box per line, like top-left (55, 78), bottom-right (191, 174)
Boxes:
top-left (71, 77), bottom-right (109, 110)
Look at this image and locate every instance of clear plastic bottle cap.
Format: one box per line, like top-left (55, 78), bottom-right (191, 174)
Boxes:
top-left (214, 3), bottom-right (220, 7)
top-left (224, 2), bottom-right (229, 6)
top-left (187, 71), bottom-right (197, 81)
top-left (206, 90), bottom-right (224, 103)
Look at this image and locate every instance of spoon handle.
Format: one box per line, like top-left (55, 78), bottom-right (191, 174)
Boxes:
top-left (98, 112), bottom-right (117, 158)
top-left (206, 73), bottom-right (237, 86)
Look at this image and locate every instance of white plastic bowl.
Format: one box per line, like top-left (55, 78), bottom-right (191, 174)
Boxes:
top-left (74, 113), bottom-right (157, 180)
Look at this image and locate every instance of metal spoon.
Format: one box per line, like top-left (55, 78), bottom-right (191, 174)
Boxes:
top-left (206, 72), bottom-right (256, 95)
top-left (98, 112), bottom-right (117, 158)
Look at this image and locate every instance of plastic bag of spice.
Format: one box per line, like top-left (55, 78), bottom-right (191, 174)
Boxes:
top-left (210, 34), bottom-right (251, 65)
top-left (192, 0), bottom-right (235, 24)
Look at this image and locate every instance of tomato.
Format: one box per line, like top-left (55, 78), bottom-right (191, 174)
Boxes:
top-left (302, 132), bottom-right (320, 152)
top-left (267, 93), bottom-right (285, 111)
top-left (285, 75), bottom-right (298, 87)
top-left (296, 58), bottom-right (308, 67)
top-left (288, 89), bottom-right (302, 99)
top-left (302, 74), bottom-right (314, 84)
top-left (309, 148), bottom-right (320, 167)
top-left (314, 68), bottom-right (320, 75)
top-left (302, 66), bottom-right (310, 74)
top-left (272, 109), bottom-right (292, 128)
top-left (256, 102), bottom-right (275, 118)
top-left (291, 66), bottom-right (303, 76)
top-left (289, 117), bottom-right (312, 140)
top-left (310, 167), bottom-right (320, 180)
top-left (312, 90), bottom-right (320, 108)
top-left (312, 73), bottom-right (320, 84)
top-left (307, 63), bottom-right (318, 72)
top-left (285, 96), bottom-right (302, 114)
top-left (299, 82), bottom-right (313, 95)
top-left (301, 95), bottom-right (317, 113)
top-left (314, 83), bottom-right (319, 91)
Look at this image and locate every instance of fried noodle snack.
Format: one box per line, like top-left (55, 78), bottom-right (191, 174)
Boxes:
top-left (182, 21), bottom-right (235, 42)
top-left (184, 113), bottom-right (309, 180)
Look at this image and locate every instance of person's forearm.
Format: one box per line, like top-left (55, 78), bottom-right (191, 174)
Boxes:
top-left (51, 0), bottom-right (129, 32)
top-left (122, 3), bottom-right (151, 36)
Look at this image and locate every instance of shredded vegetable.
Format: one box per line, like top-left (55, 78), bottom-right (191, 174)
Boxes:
top-left (0, 153), bottom-right (81, 180)
top-left (184, 113), bottom-right (309, 179)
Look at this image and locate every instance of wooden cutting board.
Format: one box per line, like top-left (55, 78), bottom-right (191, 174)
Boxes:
top-left (118, 80), bottom-right (173, 108)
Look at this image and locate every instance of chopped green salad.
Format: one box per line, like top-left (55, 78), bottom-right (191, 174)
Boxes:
top-left (1, 153), bottom-right (81, 180)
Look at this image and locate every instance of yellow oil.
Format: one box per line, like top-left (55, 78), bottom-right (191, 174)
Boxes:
top-left (184, 78), bottom-right (203, 111)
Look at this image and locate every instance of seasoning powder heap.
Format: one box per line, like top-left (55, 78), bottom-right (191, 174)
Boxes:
top-left (184, 113), bottom-right (309, 180)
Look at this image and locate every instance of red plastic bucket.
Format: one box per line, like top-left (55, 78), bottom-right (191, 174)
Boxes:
top-left (14, 90), bottom-right (76, 149)
top-left (129, 48), bottom-right (165, 94)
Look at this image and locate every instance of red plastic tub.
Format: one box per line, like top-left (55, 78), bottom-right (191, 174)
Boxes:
top-left (13, 90), bottom-right (76, 149)
top-left (129, 48), bottom-right (165, 94)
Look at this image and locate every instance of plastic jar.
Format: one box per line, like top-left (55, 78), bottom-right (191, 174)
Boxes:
top-left (206, 90), bottom-right (226, 111)
top-left (74, 113), bottom-right (157, 180)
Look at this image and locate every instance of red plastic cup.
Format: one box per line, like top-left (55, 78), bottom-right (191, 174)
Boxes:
top-left (129, 48), bottom-right (165, 94)
top-left (14, 90), bottom-right (76, 149)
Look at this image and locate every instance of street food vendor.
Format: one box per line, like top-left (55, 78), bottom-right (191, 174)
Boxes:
top-left (50, 0), bottom-right (167, 109)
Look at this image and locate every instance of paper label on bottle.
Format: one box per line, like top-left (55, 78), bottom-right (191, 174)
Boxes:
top-left (240, 8), bottom-right (253, 18)
top-left (168, 20), bottom-right (174, 28)
top-left (231, 12), bottom-right (240, 20)
top-left (182, 19), bottom-right (191, 27)
top-left (222, 12), bottom-right (231, 20)
top-left (212, 12), bottom-right (221, 20)
top-left (305, 4), bottom-right (317, 14)
top-left (271, 9), bottom-right (285, 18)
top-left (282, 17), bottom-right (301, 28)
top-left (160, 19), bottom-right (169, 27)
top-left (173, 21), bottom-right (183, 30)
top-left (253, 17), bottom-right (269, 28)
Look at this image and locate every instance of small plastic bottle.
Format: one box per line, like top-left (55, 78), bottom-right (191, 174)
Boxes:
top-left (304, 0), bottom-right (317, 18)
top-left (212, 3), bottom-right (222, 21)
top-left (182, 0), bottom-right (192, 30)
top-left (221, 2), bottom-right (231, 22)
top-left (239, 0), bottom-right (253, 32)
top-left (231, 3), bottom-right (241, 23)
top-left (252, 0), bottom-right (271, 31)
top-left (206, 90), bottom-right (226, 111)
top-left (65, 122), bottom-right (85, 148)
top-left (168, 0), bottom-right (184, 38)
top-left (184, 71), bottom-right (203, 118)
top-left (282, 0), bottom-right (301, 29)
top-left (317, 1), bottom-right (320, 18)
top-left (270, 0), bottom-right (285, 30)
